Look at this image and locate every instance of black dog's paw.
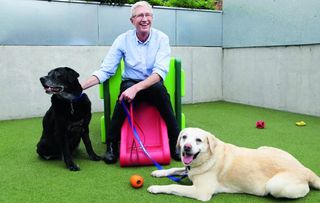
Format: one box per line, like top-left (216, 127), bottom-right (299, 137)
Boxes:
top-left (89, 153), bottom-right (102, 161)
top-left (67, 162), bottom-right (80, 171)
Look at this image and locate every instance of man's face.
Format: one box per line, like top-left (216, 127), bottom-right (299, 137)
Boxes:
top-left (131, 6), bottom-right (153, 35)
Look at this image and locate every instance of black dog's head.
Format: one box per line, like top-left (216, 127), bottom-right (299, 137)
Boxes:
top-left (40, 67), bottom-right (82, 100)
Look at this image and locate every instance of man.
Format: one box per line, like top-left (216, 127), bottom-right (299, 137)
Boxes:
top-left (81, 1), bottom-right (180, 164)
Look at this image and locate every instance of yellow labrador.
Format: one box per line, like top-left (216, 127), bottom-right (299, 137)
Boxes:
top-left (148, 127), bottom-right (320, 201)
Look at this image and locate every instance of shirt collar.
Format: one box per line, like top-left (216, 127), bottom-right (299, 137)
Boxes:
top-left (135, 29), bottom-right (152, 45)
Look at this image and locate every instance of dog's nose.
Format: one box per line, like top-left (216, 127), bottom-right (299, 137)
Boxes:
top-left (184, 143), bottom-right (192, 152)
top-left (40, 77), bottom-right (46, 84)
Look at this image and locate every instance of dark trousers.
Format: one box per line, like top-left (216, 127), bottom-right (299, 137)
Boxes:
top-left (106, 79), bottom-right (180, 151)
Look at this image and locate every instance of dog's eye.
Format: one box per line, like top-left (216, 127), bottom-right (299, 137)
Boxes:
top-left (52, 71), bottom-right (63, 78)
top-left (182, 135), bottom-right (187, 140)
top-left (196, 138), bottom-right (202, 143)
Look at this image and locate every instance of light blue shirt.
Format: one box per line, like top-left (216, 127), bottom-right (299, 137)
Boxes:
top-left (93, 28), bottom-right (171, 83)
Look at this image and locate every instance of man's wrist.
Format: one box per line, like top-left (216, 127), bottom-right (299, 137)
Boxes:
top-left (133, 83), bottom-right (142, 92)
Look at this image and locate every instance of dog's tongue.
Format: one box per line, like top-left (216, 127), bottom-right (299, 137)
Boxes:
top-left (183, 154), bottom-right (193, 165)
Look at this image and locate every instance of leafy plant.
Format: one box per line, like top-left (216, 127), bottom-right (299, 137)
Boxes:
top-left (165, 0), bottom-right (216, 10)
top-left (127, 0), bottom-right (165, 6)
top-left (148, 0), bottom-right (165, 6)
top-left (86, 0), bottom-right (127, 5)
top-left (84, 0), bottom-right (217, 10)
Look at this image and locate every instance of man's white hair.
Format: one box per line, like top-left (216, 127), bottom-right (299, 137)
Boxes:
top-left (131, 1), bottom-right (153, 17)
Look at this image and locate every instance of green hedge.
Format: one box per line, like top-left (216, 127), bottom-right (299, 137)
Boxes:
top-left (87, 0), bottom-right (218, 10)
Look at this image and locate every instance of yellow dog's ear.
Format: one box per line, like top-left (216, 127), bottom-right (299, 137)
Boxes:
top-left (207, 133), bottom-right (217, 154)
top-left (176, 131), bottom-right (183, 150)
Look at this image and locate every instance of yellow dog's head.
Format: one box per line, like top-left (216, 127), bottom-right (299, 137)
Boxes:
top-left (177, 128), bottom-right (217, 167)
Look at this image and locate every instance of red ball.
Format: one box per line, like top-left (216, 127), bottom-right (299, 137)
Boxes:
top-left (256, 120), bottom-right (265, 129)
top-left (130, 174), bottom-right (144, 188)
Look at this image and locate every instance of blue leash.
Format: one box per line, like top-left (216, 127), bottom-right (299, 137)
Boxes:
top-left (121, 101), bottom-right (187, 182)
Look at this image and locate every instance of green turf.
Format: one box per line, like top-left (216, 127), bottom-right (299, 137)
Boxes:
top-left (0, 101), bottom-right (319, 203)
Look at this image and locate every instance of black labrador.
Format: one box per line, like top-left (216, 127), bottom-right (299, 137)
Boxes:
top-left (37, 67), bottom-right (101, 171)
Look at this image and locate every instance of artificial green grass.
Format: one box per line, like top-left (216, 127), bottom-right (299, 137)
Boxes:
top-left (0, 101), bottom-right (319, 203)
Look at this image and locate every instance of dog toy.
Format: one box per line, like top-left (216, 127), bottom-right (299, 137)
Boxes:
top-left (256, 120), bottom-right (265, 129)
top-left (130, 174), bottom-right (144, 188)
top-left (295, 121), bottom-right (306, 126)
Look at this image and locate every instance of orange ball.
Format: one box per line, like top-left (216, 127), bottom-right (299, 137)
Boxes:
top-left (130, 174), bottom-right (144, 188)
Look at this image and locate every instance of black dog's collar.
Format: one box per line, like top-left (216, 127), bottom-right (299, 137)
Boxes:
top-left (71, 93), bottom-right (84, 103)
top-left (70, 93), bottom-right (84, 115)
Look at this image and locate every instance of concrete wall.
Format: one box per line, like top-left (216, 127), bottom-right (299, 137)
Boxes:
top-left (0, 1), bottom-right (223, 121)
top-left (2, 45), bottom-right (319, 120)
top-left (223, 0), bottom-right (320, 47)
top-left (172, 47), bottom-right (222, 103)
top-left (223, 44), bottom-right (320, 116)
top-left (0, 0), bottom-right (222, 46)
top-left (0, 46), bottom-right (222, 120)
top-left (1, 0), bottom-right (320, 120)
top-left (221, 0), bottom-right (320, 116)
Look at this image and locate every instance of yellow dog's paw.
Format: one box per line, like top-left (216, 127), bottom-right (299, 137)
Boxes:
top-left (147, 185), bottom-right (161, 193)
top-left (151, 170), bottom-right (167, 177)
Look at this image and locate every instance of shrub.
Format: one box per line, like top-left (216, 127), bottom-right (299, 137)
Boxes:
top-left (128, 0), bottom-right (165, 6)
top-left (165, 0), bottom-right (216, 10)
top-left (85, 0), bottom-right (217, 10)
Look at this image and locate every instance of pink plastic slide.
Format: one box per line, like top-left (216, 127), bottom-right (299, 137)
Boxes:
top-left (120, 102), bottom-right (171, 167)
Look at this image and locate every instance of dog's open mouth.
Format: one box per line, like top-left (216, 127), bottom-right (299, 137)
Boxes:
top-left (43, 85), bottom-right (64, 94)
top-left (182, 151), bottom-right (200, 165)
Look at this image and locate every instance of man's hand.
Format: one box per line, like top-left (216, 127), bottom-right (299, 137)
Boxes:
top-left (119, 73), bottom-right (161, 103)
top-left (119, 85), bottom-right (138, 103)
top-left (81, 75), bottom-right (100, 90)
